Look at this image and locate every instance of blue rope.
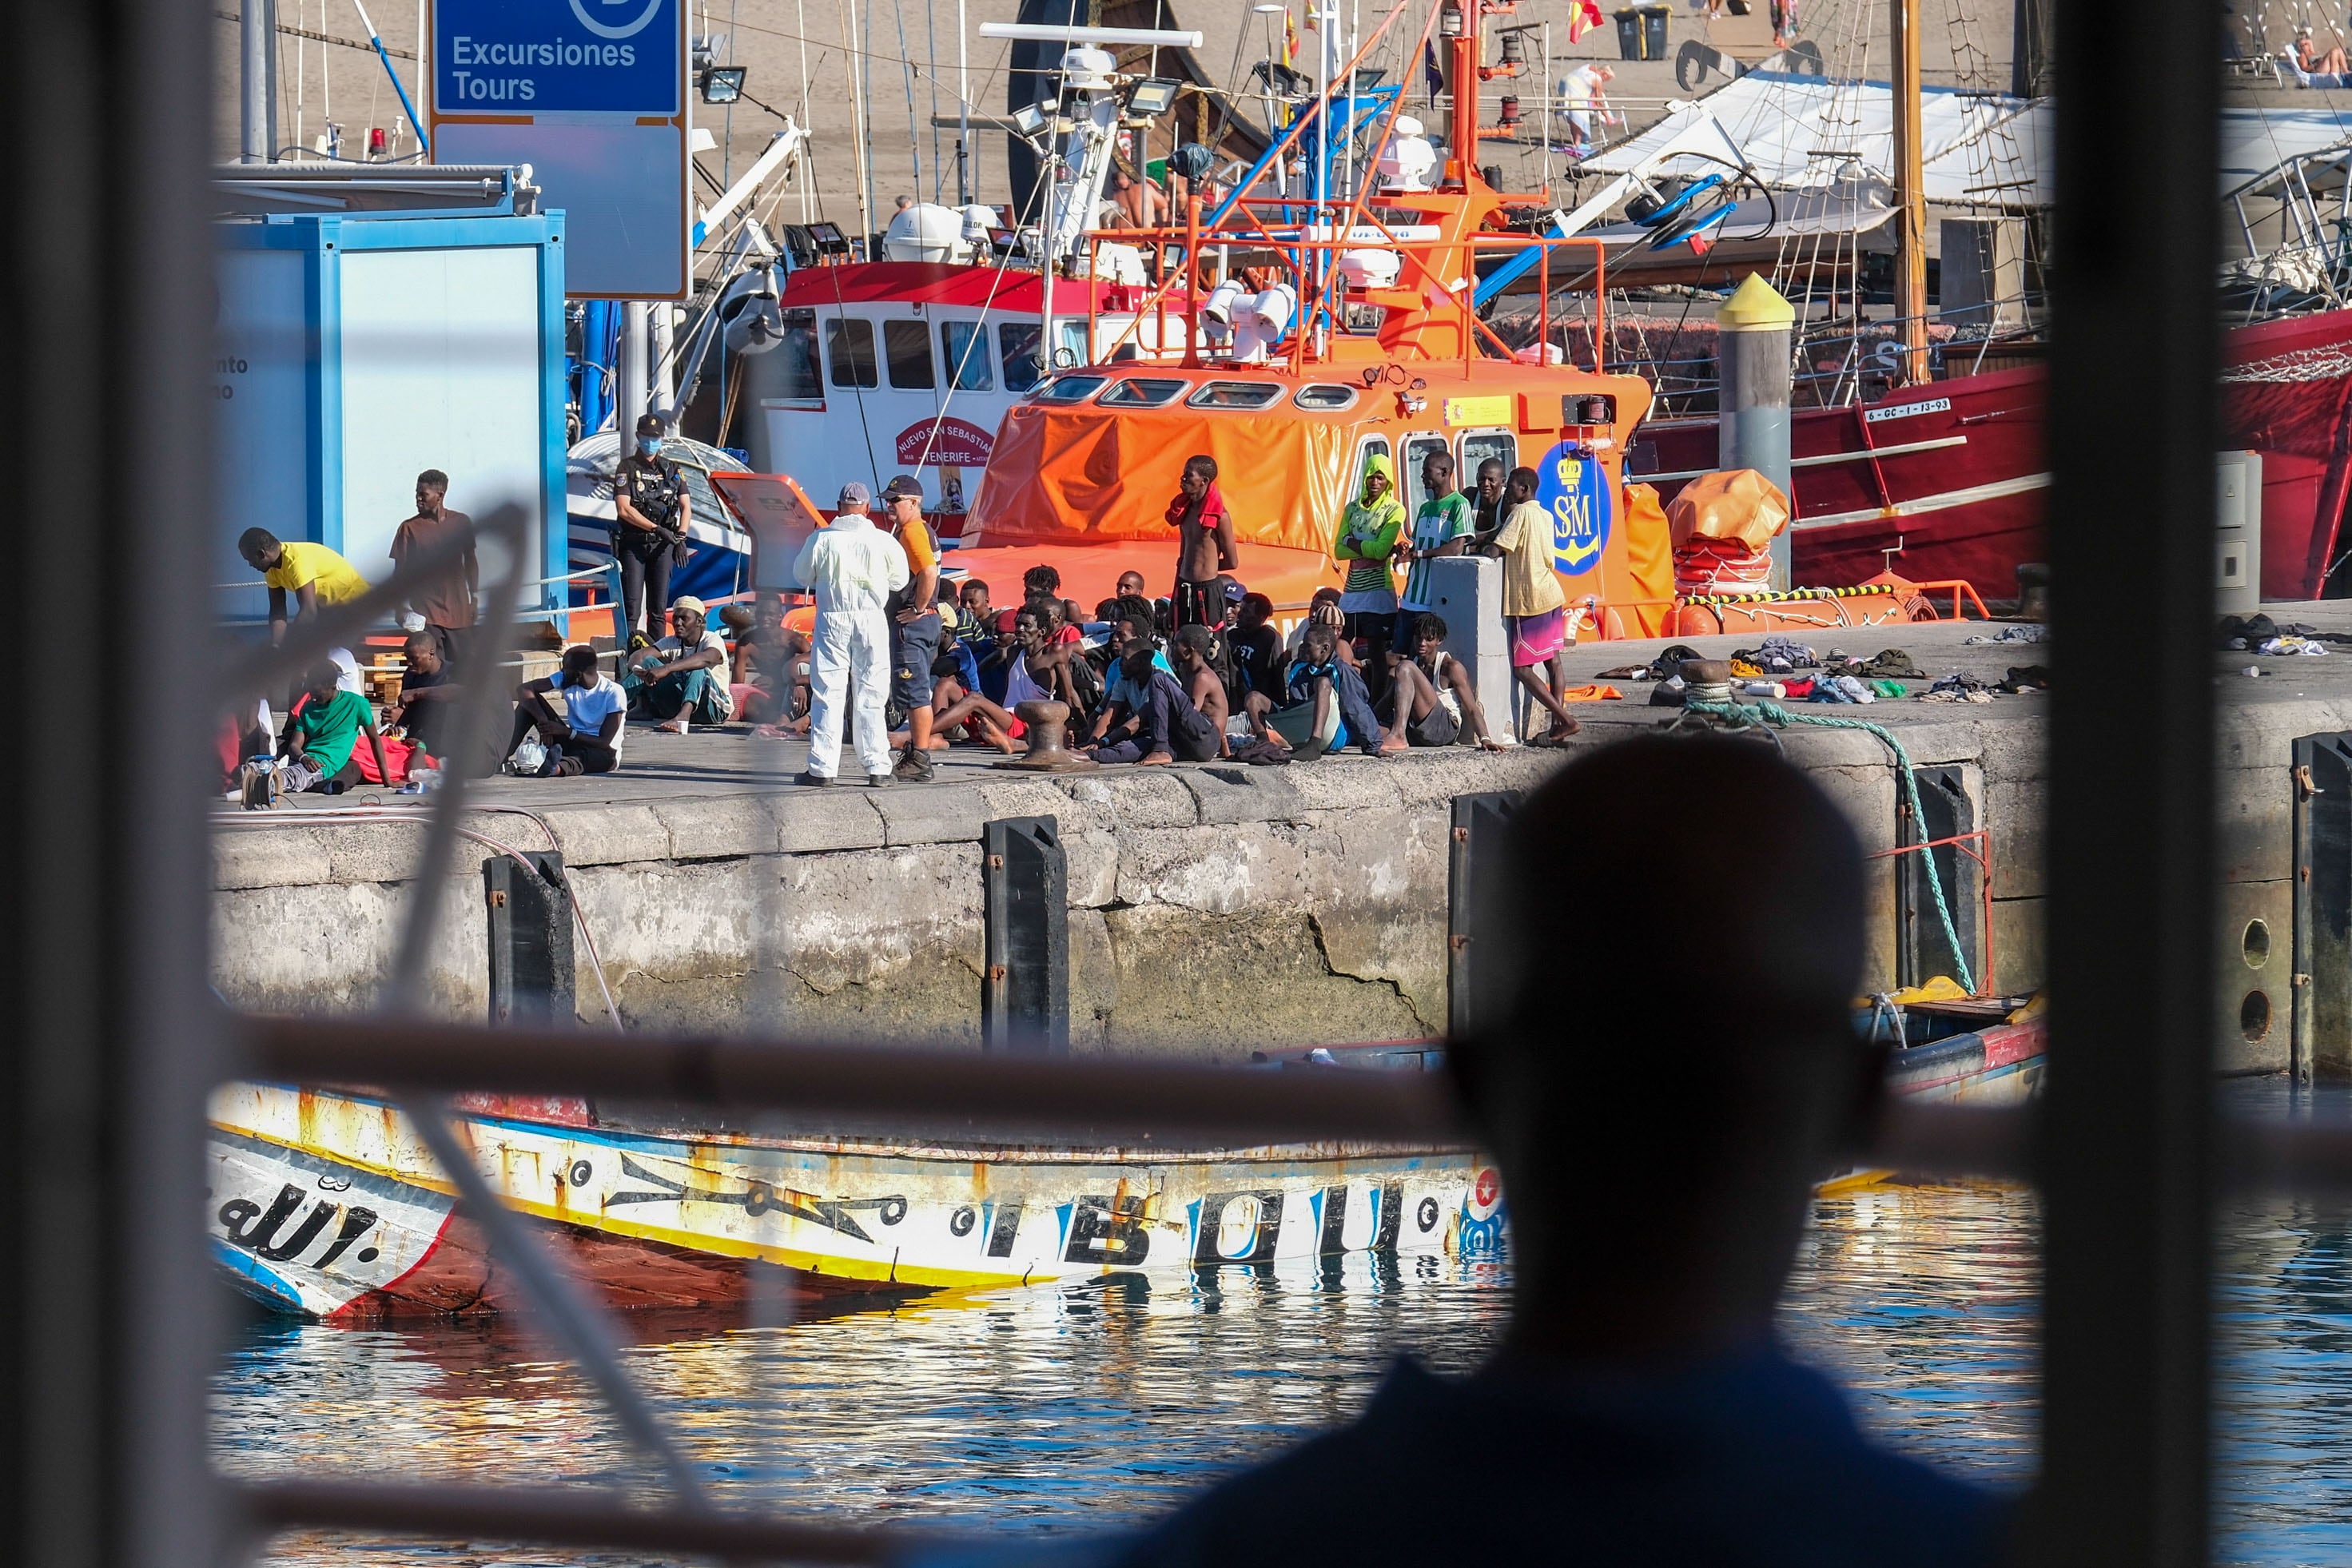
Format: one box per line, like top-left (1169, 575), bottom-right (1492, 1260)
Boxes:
top-left (1681, 697), bottom-right (1977, 996)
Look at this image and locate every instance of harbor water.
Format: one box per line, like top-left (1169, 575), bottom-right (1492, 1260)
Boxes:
top-left (216, 1080), bottom-right (2350, 1567)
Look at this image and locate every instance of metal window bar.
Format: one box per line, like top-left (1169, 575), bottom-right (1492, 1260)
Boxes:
top-left (17, 0), bottom-right (2227, 1556)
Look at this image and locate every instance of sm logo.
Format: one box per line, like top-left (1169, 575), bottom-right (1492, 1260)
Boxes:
top-left (1538, 443), bottom-right (1613, 576)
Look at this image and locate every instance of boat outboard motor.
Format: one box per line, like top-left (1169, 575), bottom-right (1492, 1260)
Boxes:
top-left (721, 263), bottom-right (785, 356)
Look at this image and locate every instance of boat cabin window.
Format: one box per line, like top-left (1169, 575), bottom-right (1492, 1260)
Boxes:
top-left (941, 320), bottom-right (993, 391)
top-left (1100, 377), bottom-right (1187, 408)
top-left (1035, 374), bottom-right (1110, 404)
top-left (773, 308), bottom-right (821, 402)
top-left (885, 320), bottom-right (934, 390)
top-left (1295, 384), bottom-right (1359, 411)
top-left (1186, 380), bottom-right (1284, 410)
top-left (999, 322), bottom-right (1043, 392)
top-left (826, 317), bottom-right (878, 388)
top-left (1460, 429), bottom-right (1518, 495)
top-left (1401, 432), bottom-right (1450, 511)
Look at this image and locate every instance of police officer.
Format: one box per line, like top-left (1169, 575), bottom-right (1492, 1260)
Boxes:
top-left (613, 412), bottom-right (690, 649)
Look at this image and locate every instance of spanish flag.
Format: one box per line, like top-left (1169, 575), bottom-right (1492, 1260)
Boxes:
top-left (1566, 0), bottom-right (1603, 42)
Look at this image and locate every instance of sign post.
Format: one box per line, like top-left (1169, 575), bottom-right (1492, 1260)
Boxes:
top-left (428, 0), bottom-right (691, 299)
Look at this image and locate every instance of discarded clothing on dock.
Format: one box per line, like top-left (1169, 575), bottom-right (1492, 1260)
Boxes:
top-left (1610, 643), bottom-right (1708, 683)
top-left (1727, 635), bottom-right (1820, 674)
top-left (1920, 671), bottom-right (1996, 703)
top-left (1821, 648), bottom-right (1924, 682)
top-left (2258, 635), bottom-right (2332, 657)
top-left (1995, 663), bottom-right (2052, 693)
top-left (1963, 623), bottom-right (2048, 647)
top-left (1808, 675), bottom-right (1876, 703)
top-left (1649, 675), bottom-right (1689, 707)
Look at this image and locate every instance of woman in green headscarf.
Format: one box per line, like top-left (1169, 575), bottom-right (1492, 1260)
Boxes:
top-left (1332, 450), bottom-right (1407, 694)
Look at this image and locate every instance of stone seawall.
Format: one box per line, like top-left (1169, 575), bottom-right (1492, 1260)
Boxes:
top-left (211, 617), bottom-right (2352, 1073)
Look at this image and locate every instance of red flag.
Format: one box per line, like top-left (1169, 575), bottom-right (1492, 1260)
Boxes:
top-left (1566, 0), bottom-right (1603, 42)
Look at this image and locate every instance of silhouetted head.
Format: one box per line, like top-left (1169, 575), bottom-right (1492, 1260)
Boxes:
top-left (1455, 733), bottom-right (1873, 1363)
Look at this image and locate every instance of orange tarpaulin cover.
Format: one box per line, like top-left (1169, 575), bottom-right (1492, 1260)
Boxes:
top-left (1667, 468), bottom-right (1790, 551)
top-left (1597, 482), bottom-right (1673, 639)
top-left (969, 405), bottom-right (1354, 554)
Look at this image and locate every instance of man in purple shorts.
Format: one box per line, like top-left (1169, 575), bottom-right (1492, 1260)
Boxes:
top-left (1491, 465), bottom-right (1582, 743)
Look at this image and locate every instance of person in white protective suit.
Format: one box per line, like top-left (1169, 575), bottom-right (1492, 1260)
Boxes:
top-left (790, 482), bottom-right (909, 786)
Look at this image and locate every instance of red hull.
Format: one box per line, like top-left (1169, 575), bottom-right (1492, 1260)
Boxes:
top-left (1637, 306), bottom-right (2352, 600)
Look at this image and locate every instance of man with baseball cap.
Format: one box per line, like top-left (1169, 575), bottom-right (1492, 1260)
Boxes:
top-left (880, 474), bottom-right (942, 782)
top-left (789, 482), bottom-right (908, 786)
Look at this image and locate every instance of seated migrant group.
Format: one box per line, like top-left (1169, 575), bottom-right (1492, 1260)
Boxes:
top-left (226, 443), bottom-right (1569, 794)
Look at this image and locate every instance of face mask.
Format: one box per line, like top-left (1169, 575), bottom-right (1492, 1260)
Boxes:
top-left (637, 436), bottom-right (664, 458)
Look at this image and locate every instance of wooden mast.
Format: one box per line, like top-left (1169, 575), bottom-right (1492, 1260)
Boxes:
top-left (1891, 0), bottom-right (1929, 382)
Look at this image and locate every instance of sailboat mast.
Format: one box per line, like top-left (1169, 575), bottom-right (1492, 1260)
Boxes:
top-left (1891, 0), bottom-right (1928, 382)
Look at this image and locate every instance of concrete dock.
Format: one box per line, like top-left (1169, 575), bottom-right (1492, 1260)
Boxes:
top-left (213, 607), bottom-right (2352, 1072)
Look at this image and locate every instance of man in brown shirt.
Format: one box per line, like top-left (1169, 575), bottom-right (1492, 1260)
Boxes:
top-left (388, 468), bottom-right (478, 658)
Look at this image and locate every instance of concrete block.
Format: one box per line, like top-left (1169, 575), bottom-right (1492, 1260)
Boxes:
top-left (1423, 555), bottom-right (1515, 745)
top-left (872, 786), bottom-right (992, 846)
top-left (1179, 765), bottom-right (1306, 826)
top-left (972, 777), bottom-right (1105, 835)
top-left (2215, 878), bottom-right (2290, 1075)
top-left (213, 825), bottom-right (338, 890)
top-left (1063, 828), bottom-right (1120, 909)
top-left (532, 802), bottom-right (675, 867)
top-left (1299, 808), bottom-right (1451, 1028)
top-left (652, 794), bottom-right (786, 861)
top-left (774, 790), bottom-right (890, 854)
top-left (1117, 821), bottom-right (1315, 914)
top-left (1057, 771), bottom-right (1198, 828)
top-left (1068, 907), bottom-right (1116, 1052)
top-left (2215, 765), bottom-right (2292, 886)
top-left (1990, 896), bottom-right (2045, 996)
top-left (1097, 902), bottom-right (1430, 1061)
top-left (1984, 774), bottom-right (2047, 901)
top-left (318, 818), bottom-right (438, 885)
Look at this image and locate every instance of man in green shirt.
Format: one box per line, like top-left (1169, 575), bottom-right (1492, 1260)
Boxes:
top-left (278, 662), bottom-right (392, 794)
top-left (1332, 452), bottom-right (1406, 697)
top-left (1395, 449), bottom-right (1475, 652)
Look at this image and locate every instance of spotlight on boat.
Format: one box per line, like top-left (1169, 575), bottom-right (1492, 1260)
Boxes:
top-left (699, 66), bottom-right (746, 104)
top-left (1200, 278), bottom-right (1247, 346)
top-left (1124, 77), bottom-right (1181, 120)
top-left (1010, 101), bottom-right (1051, 140)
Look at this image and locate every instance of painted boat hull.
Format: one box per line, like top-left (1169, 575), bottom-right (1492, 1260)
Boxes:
top-left (1637, 306), bottom-right (2352, 600)
top-left (207, 1083), bottom-right (1494, 1321)
top-left (1638, 365), bottom-right (2048, 593)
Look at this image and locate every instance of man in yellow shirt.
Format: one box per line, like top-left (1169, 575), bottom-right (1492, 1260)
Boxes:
top-left (239, 527), bottom-right (372, 647)
top-left (1487, 466), bottom-right (1581, 743)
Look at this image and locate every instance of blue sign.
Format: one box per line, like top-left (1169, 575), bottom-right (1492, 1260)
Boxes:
top-left (1535, 440), bottom-right (1613, 576)
top-left (434, 0), bottom-right (681, 114)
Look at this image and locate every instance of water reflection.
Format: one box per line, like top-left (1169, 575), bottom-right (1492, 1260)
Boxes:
top-left (217, 1082), bottom-right (2352, 1567)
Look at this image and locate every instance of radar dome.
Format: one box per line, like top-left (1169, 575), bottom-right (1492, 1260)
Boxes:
top-left (884, 202), bottom-right (973, 263)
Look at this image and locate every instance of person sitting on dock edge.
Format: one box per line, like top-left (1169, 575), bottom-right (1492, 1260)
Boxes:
top-left (1167, 454), bottom-right (1239, 631)
top-left (278, 660), bottom-right (391, 795)
top-left (621, 595), bottom-right (734, 735)
top-left (1379, 612), bottom-right (1501, 753)
top-left (507, 643), bottom-right (625, 777)
top-left (1088, 611), bottom-right (1220, 766)
top-left (1105, 734), bottom-right (2008, 1568)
